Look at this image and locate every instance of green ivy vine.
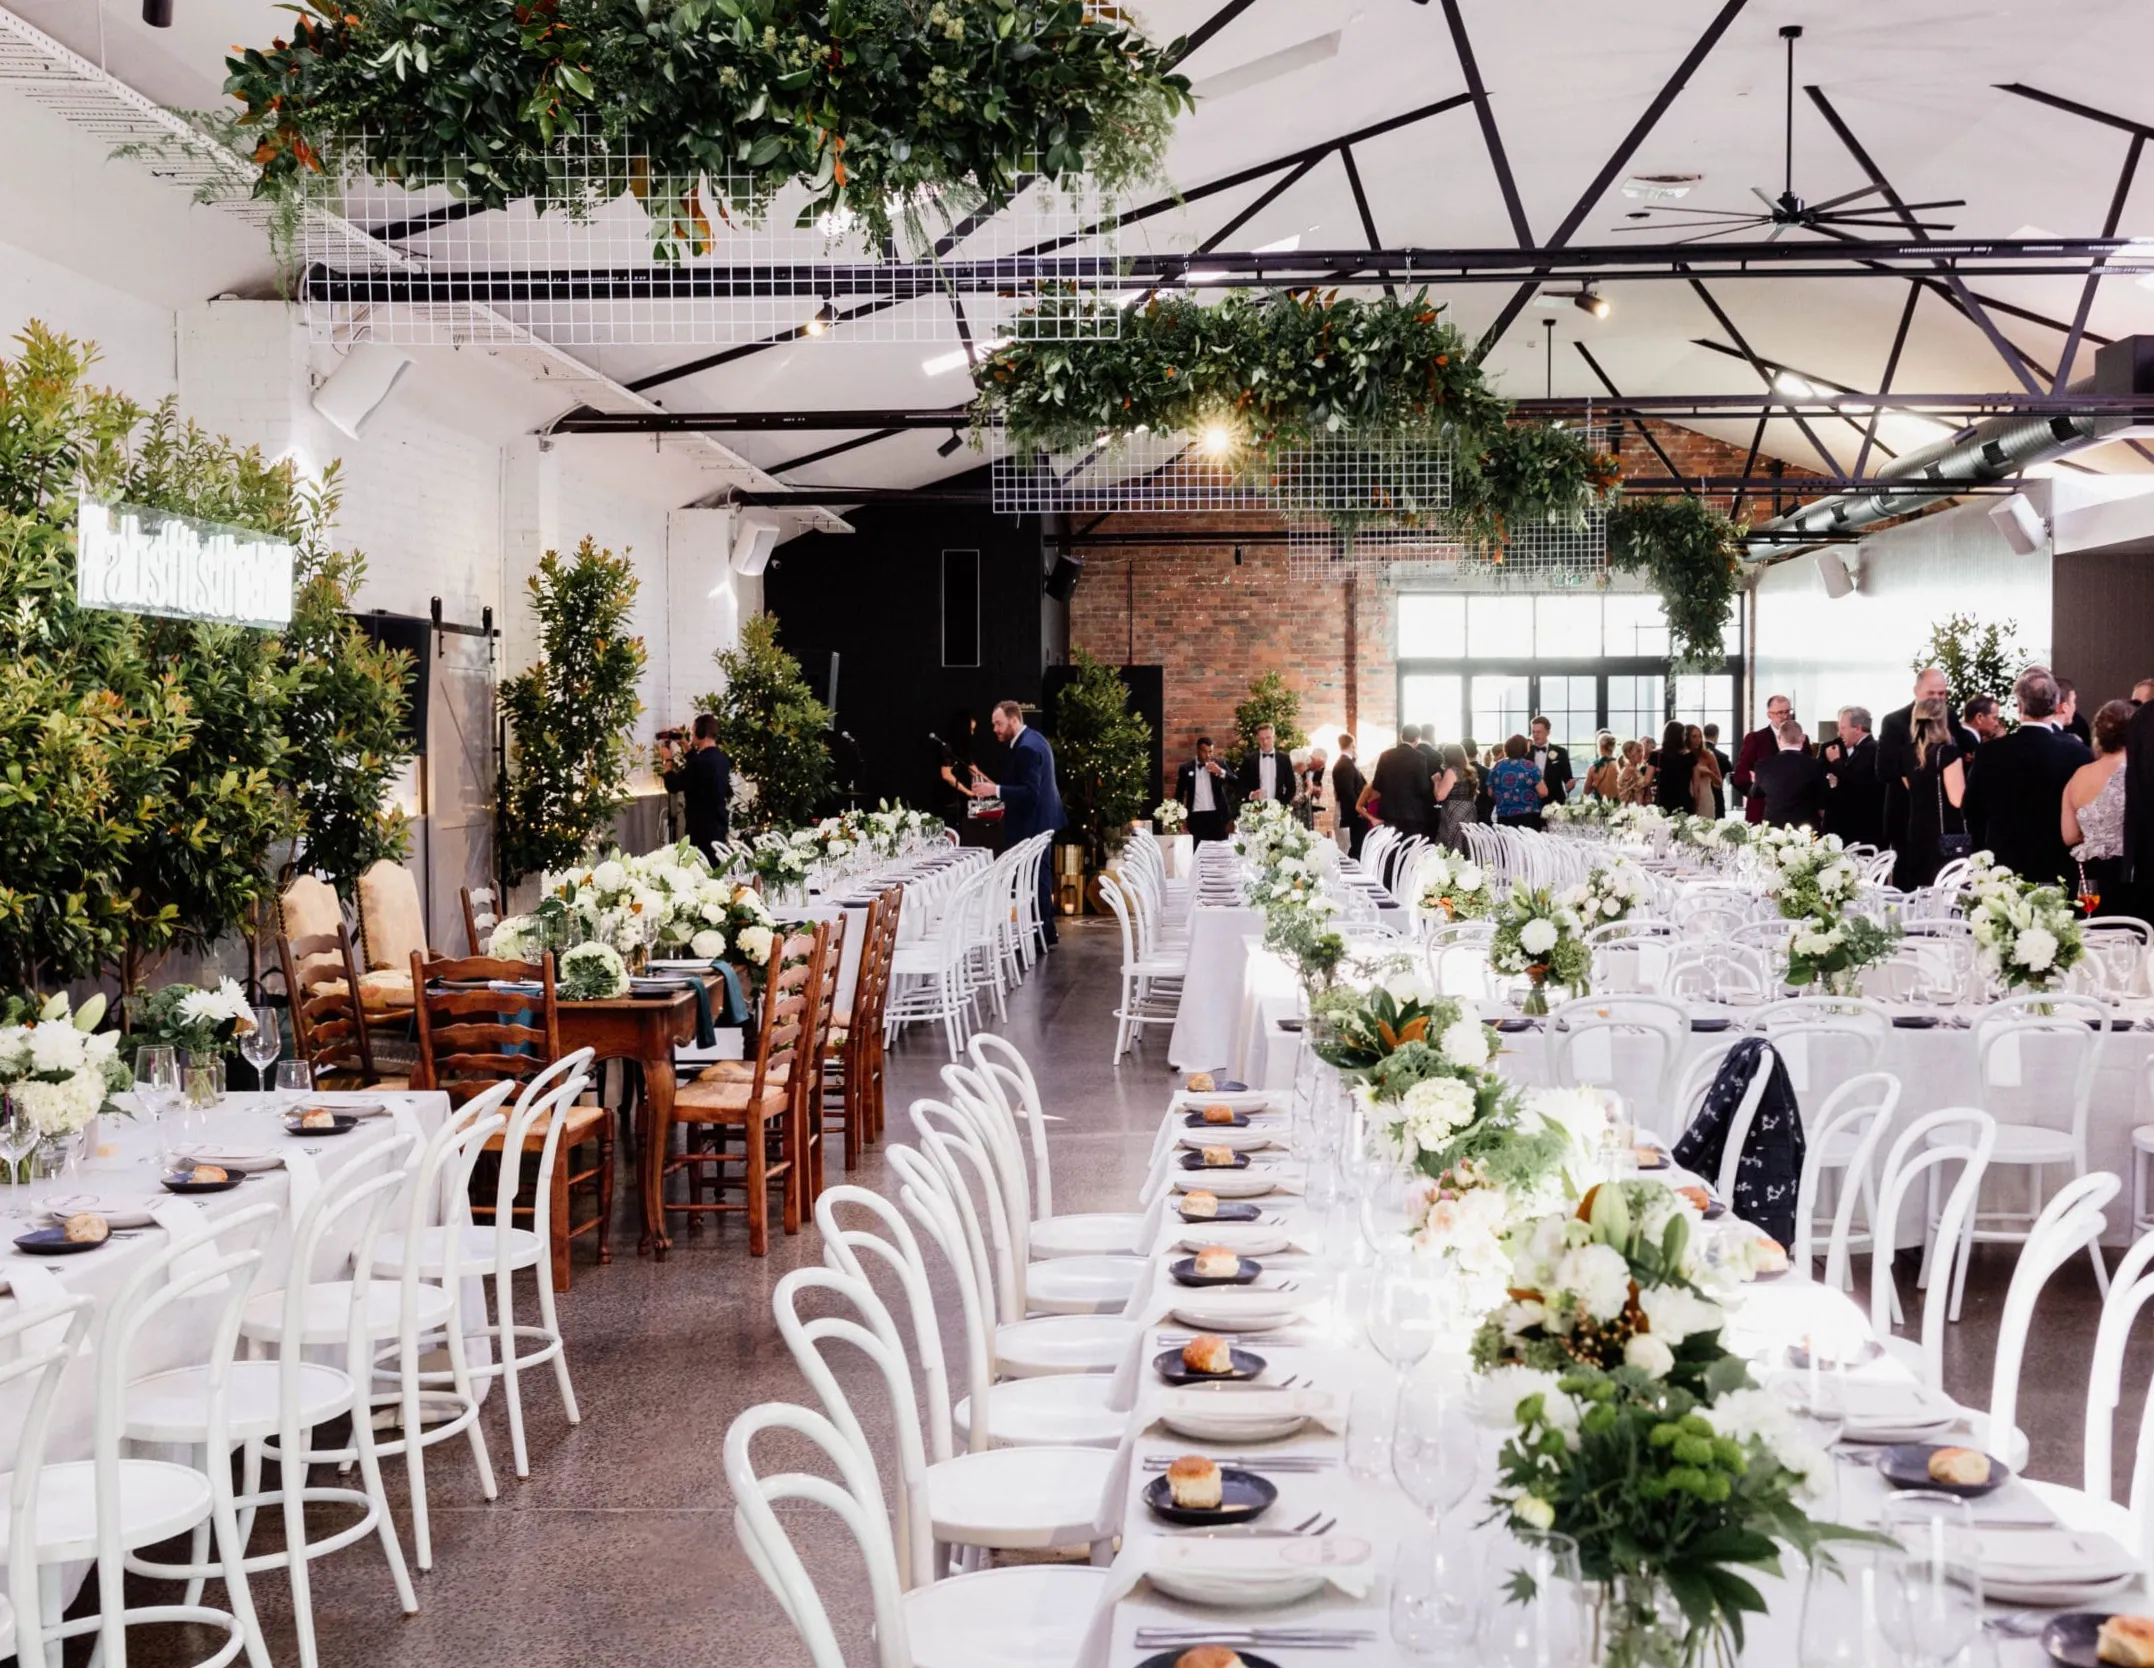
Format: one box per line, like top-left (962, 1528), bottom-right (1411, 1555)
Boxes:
top-left (1607, 496), bottom-right (1748, 669)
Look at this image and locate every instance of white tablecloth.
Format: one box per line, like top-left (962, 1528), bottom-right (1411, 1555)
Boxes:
top-left (783, 846), bottom-right (989, 1007)
top-left (1166, 909), bottom-right (1267, 1072)
top-left (1159, 835), bottom-right (1194, 880)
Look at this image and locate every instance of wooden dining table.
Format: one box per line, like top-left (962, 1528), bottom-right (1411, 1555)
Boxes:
top-left (553, 973), bottom-right (725, 1260)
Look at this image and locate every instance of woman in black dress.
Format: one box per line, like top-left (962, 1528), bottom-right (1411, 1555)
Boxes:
top-left (1646, 719), bottom-right (1696, 815)
top-left (1896, 697), bottom-right (1968, 889)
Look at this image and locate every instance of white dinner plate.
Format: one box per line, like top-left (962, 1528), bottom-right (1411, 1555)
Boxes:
top-left (1176, 1127), bottom-right (1276, 1154)
top-left (1169, 1090), bottom-right (1281, 1114)
top-left (1168, 1290), bottom-right (1309, 1334)
top-left (1983, 1570), bottom-right (2136, 1607)
top-left (1143, 1535), bottom-right (1373, 1609)
top-left (183, 1148), bottom-right (280, 1173)
top-left (41, 1195), bottom-right (159, 1229)
top-left (1175, 1225), bottom-right (1292, 1258)
top-left (1170, 1169), bottom-right (1286, 1200)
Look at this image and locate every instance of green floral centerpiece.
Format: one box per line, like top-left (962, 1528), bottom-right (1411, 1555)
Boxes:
top-left (1761, 834), bottom-right (1861, 921)
top-left (1967, 862), bottom-right (2085, 992)
top-left (1415, 848), bottom-right (1493, 923)
top-left (1561, 864), bottom-right (1650, 928)
top-left (131, 977), bottom-right (258, 1061)
top-left (0, 993), bottom-right (130, 1155)
top-left (557, 942), bottom-right (629, 1001)
top-left (492, 842), bottom-right (780, 987)
top-left (1153, 799), bottom-right (1187, 835)
top-left (1489, 886), bottom-right (1589, 1013)
top-left (1785, 915), bottom-right (1901, 995)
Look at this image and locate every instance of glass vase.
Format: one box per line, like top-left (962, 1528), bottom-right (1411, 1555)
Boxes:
top-left (1522, 974), bottom-right (1550, 1017)
top-left (1596, 1575), bottom-right (1734, 1668)
top-left (182, 1051), bottom-right (225, 1110)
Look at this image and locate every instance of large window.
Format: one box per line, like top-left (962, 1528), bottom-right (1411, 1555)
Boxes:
top-left (1394, 590), bottom-right (1742, 768)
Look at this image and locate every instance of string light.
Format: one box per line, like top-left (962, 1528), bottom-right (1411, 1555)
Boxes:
top-left (1201, 423), bottom-right (1234, 458)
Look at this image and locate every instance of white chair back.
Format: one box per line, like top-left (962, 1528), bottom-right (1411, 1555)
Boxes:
top-left (970, 1033), bottom-right (1055, 1219)
top-left (1974, 994), bottom-right (2106, 1168)
top-left (816, 1184), bottom-right (955, 1462)
top-left (1546, 994), bottom-right (1689, 1111)
top-left (1746, 996), bottom-right (1890, 1103)
top-left (2082, 1227), bottom-right (2154, 1521)
top-left (1793, 1071), bottom-right (1902, 1287)
top-left (1870, 1108), bottom-right (1997, 1391)
top-left (1982, 1171), bottom-right (2118, 1468)
top-left (0, 1293), bottom-right (93, 1665)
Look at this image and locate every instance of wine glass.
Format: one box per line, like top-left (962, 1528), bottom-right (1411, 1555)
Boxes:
top-left (274, 1059), bottom-right (313, 1116)
top-left (1390, 1380), bottom-right (1481, 1527)
top-left (1484, 1529), bottom-right (1588, 1668)
top-left (241, 1005), bottom-right (282, 1092)
top-left (1368, 1253), bottom-right (1440, 1382)
top-left (1798, 1541), bottom-right (1894, 1667)
top-left (1876, 1492), bottom-right (1981, 1668)
top-left (0, 1094), bottom-right (38, 1215)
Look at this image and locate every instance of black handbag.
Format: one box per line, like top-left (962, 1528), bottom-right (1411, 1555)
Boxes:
top-left (1935, 772), bottom-right (1973, 862)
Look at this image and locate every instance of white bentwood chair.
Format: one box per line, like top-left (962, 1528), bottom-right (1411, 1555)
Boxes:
top-left (1869, 1108), bottom-right (1997, 1390)
top-left (0, 1292), bottom-right (93, 1668)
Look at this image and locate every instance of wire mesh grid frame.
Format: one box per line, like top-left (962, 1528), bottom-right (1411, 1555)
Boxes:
top-left (297, 132), bottom-right (1124, 347)
top-left (989, 426), bottom-right (1456, 518)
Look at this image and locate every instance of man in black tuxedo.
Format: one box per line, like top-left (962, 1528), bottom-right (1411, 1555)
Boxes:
top-left (1962, 667), bottom-right (2093, 887)
top-left (1365, 729), bottom-right (1437, 839)
top-left (1330, 735), bottom-right (1367, 858)
top-left (1962, 695), bottom-right (2006, 747)
top-left (1236, 723), bottom-right (1296, 810)
top-left (1821, 704), bottom-right (1886, 847)
top-left (1755, 721), bottom-right (1826, 828)
top-left (2059, 677), bottom-right (2092, 747)
top-left (1175, 735), bottom-right (1232, 845)
top-left (2122, 689), bottom-right (2154, 920)
top-left (1703, 724), bottom-right (1733, 818)
top-left (1877, 668), bottom-right (1959, 854)
top-left (1529, 715), bottom-right (1574, 806)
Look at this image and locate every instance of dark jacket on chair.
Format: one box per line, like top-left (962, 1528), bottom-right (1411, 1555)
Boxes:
top-left (1368, 743), bottom-right (1437, 836)
top-left (1672, 1038), bottom-right (1806, 1247)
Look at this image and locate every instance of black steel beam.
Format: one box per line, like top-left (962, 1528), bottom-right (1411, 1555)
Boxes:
top-left (2059, 132), bottom-right (2144, 390)
top-left (1177, 0), bottom-right (1261, 63)
top-left (1339, 146), bottom-right (1394, 300)
top-left (1683, 338), bottom-right (1904, 463)
top-left (767, 427), bottom-right (907, 475)
top-left (1683, 276), bottom-right (1848, 477)
top-left (1476, 0), bottom-right (1750, 357)
top-left (1571, 342), bottom-right (1693, 491)
top-left (1855, 282), bottom-right (1920, 479)
top-left (1997, 83), bottom-right (2154, 144)
top-left (1440, 0), bottom-right (1533, 248)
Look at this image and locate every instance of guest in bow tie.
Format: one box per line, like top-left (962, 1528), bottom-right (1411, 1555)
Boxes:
top-left (1236, 723), bottom-right (1296, 809)
top-left (1174, 735), bottom-right (1233, 846)
top-left (1528, 715), bottom-right (1574, 806)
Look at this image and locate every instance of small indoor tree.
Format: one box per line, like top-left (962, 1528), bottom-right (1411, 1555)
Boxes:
top-left (1230, 670), bottom-right (1308, 763)
top-left (698, 614), bottom-right (833, 833)
top-left (496, 538), bottom-right (647, 885)
top-left (1912, 613), bottom-right (2024, 713)
top-left (1053, 651), bottom-right (1153, 870)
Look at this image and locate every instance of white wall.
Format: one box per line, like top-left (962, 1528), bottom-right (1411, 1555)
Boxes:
top-left (1751, 494), bottom-right (2054, 732)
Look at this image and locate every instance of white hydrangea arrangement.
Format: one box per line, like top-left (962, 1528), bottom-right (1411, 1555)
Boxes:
top-left (1414, 849), bottom-right (1492, 923)
top-left (1152, 798), bottom-right (1187, 834)
top-left (0, 992), bottom-right (128, 1139)
top-left (493, 842), bottom-right (785, 986)
top-left (558, 942), bottom-right (629, 1000)
top-left (1487, 885), bottom-right (1590, 1008)
top-left (1967, 863), bottom-right (2084, 991)
top-left (1560, 863), bottom-right (1651, 927)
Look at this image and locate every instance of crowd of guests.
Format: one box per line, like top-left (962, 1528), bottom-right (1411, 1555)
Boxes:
top-left (1169, 662), bottom-right (2154, 921)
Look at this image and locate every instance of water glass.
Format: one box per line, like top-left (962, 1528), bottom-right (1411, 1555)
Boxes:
top-left (1344, 1382), bottom-right (1395, 1482)
top-left (1391, 1522), bottom-right (1483, 1655)
top-left (1368, 1253), bottom-right (1440, 1380)
top-left (1483, 1530), bottom-right (1588, 1668)
top-left (1798, 1542), bottom-right (1895, 1668)
top-left (274, 1059), bottom-right (313, 1113)
top-left (0, 1093), bottom-right (38, 1206)
top-left (1391, 1380), bottom-right (1480, 1526)
top-left (241, 1004), bottom-right (283, 1090)
top-left (1877, 1492), bottom-right (1981, 1668)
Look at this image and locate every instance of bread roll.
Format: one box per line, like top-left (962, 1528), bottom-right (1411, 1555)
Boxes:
top-left (1192, 1246), bottom-right (1241, 1280)
top-left (1181, 1334), bottom-right (1233, 1374)
top-left (1199, 1145), bottom-right (1236, 1167)
top-left (2097, 1614), bottom-right (2154, 1666)
top-left (187, 1164), bottom-right (229, 1184)
top-left (1926, 1446), bottom-right (1992, 1487)
top-left (1200, 1104), bottom-right (1238, 1125)
top-left (1750, 1235), bottom-right (1790, 1275)
top-left (1187, 1072), bottom-right (1216, 1093)
top-left (1166, 1454), bottom-right (1222, 1511)
top-left (298, 1108), bottom-right (338, 1131)
top-left (62, 1212), bottom-right (109, 1244)
top-left (1181, 1190), bottom-right (1219, 1218)
top-left (1174, 1649), bottom-right (1245, 1668)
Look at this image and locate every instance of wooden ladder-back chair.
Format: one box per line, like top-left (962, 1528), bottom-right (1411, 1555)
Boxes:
top-left (278, 920), bottom-right (396, 1088)
top-left (798, 911), bottom-right (847, 1205)
top-left (459, 886), bottom-right (498, 958)
top-left (823, 887), bottom-right (901, 1169)
top-left (667, 924), bottom-right (828, 1256)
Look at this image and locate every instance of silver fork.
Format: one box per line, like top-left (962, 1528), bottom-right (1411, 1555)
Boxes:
top-left (1982, 1611), bottom-right (2048, 1638)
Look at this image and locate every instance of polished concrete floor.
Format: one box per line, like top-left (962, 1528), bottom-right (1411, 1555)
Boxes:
top-left (107, 920), bottom-right (2153, 1668)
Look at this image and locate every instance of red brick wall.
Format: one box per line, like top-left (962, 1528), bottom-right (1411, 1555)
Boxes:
top-left (1068, 422), bottom-right (1810, 794)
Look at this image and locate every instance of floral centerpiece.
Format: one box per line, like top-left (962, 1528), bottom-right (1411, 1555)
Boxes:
top-left (1762, 835), bottom-right (1860, 922)
top-left (1609, 803), bottom-right (1670, 840)
top-left (1546, 799), bottom-right (1619, 829)
top-left (1153, 798), bottom-right (1188, 835)
top-left (492, 843), bottom-right (783, 988)
top-left (1785, 915), bottom-right (1901, 995)
top-left (0, 993), bottom-right (129, 1157)
top-left (1669, 814), bottom-right (1752, 855)
top-left (131, 977), bottom-right (257, 1061)
top-left (1478, 1179), bottom-right (1870, 1668)
top-left (557, 942), bottom-right (629, 1000)
top-left (1489, 886), bottom-right (1590, 1014)
top-left (1967, 864), bottom-right (2085, 992)
top-left (1415, 849), bottom-right (1493, 923)
top-left (1561, 864), bottom-right (1651, 928)
top-left (861, 801), bottom-right (939, 859)
top-left (745, 829), bottom-right (818, 899)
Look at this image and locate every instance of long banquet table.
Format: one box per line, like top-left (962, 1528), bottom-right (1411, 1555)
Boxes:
top-left (1081, 1079), bottom-right (2154, 1668)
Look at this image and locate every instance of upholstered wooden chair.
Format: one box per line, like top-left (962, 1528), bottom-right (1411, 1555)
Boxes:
top-left (665, 924), bottom-right (828, 1257)
top-left (410, 951), bottom-right (613, 1287)
top-left (356, 861), bottom-right (437, 1019)
top-left (700, 916), bottom-right (847, 1206)
top-left (277, 921), bottom-right (399, 1089)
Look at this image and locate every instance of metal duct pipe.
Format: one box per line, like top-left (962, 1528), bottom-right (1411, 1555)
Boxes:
top-left (1751, 335), bottom-right (2154, 551)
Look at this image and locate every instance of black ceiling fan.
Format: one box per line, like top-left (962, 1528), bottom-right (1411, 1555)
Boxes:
top-left (1611, 25), bottom-right (1964, 244)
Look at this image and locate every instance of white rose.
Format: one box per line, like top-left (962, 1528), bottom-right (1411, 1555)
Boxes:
top-left (84, 1029), bottom-right (119, 1066)
top-left (1555, 1242), bottom-right (1633, 1322)
top-left (1438, 1018), bottom-right (1490, 1069)
top-left (592, 860), bottom-right (628, 892)
top-left (1522, 1086), bottom-right (1608, 1150)
top-left (1638, 1281), bottom-right (1724, 1341)
top-left (1384, 971), bottom-right (1436, 1006)
top-left (1624, 1333), bottom-right (1676, 1378)
top-left (737, 924), bottom-right (776, 965)
top-left (2015, 926), bottom-right (2058, 971)
top-left (26, 1020), bottom-right (86, 1075)
top-left (1792, 930), bottom-right (1835, 956)
top-left (1519, 917), bottom-right (1558, 956)
top-left (691, 930), bottom-right (726, 958)
top-left (1455, 864), bottom-right (1484, 892)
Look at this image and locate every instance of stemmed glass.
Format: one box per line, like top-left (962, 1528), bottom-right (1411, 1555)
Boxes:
top-left (1875, 1493), bottom-right (1981, 1668)
top-left (274, 1059), bottom-right (313, 1117)
top-left (1797, 1540), bottom-right (1894, 1668)
top-left (134, 1044), bottom-right (183, 1171)
top-left (1390, 1380), bottom-right (1481, 1527)
top-left (1484, 1530), bottom-right (1587, 1668)
top-left (1368, 1253), bottom-right (1440, 1383)
top-left (0, 1093), bottom-right (39, 1217)
top-left (241, 1005), bottom-right (282, 1092)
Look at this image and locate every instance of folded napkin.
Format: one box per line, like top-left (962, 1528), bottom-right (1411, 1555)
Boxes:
top-left (150, 1197), bottom-right (230, 1295)
top-left (1150, 1386), bottom-right (1344, 1434)
top-left (282, 1148), bottom-right (323, 1223)
top-left (7, 1260), bottom-right (83, 1355)
top-left (1972, 1526), bottom-right (2137, 1583)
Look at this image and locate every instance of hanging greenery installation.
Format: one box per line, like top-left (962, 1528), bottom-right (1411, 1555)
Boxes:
top-left (223, 0), bottom-right (1193, 252)
top-left (1607, 496), bottom-right (1748, 670)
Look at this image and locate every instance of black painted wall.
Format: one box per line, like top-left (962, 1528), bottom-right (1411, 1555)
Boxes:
top-left (764, 476), bottom-right (1063, 809)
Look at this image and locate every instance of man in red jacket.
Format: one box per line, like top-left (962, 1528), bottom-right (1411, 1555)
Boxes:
top-left (1729, 692), bottom-right (1793, 823)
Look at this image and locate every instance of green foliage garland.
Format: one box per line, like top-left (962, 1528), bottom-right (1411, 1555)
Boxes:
top-left (223, 0), bottom-right (1193, 253)
top-left (1230, 670), bottom-right (1306, 763)
top-left (496, 538), bottom-right (647, 885)
top-left (698, 614), bottom-right (834, 833)
top-left (1911, 611), bottom-right (2023, 712)
top-left (1051, 651), bottom-right (1151, 867)
top-left (1608, 496), bottom-right (1747, 670)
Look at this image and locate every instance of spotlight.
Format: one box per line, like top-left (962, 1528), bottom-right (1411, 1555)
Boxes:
top-left (142, 0), bottom-right (174, 22)
top-left (1201, 423), bottom-right (1234, 458)
top-left (804, 302), bottom-right (837, 337)
top-left (1987, 491), bottom-right (2047, 555)
top-left (1232, 545), bottom-right (1244, 566)
top-left (937, 430), bottom-right (964, 458)
top-left (1573, 287), bottom-right (1610, 320)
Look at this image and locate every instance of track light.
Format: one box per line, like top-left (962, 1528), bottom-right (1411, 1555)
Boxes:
top-left (1815, 548), bottom-right (1858, 599)
top-left (142, 0), bottom-right (174, 23)
top-left (1573, 287), bottom-right (1610, 320)
top-left (937, 430), bottom-right (964, 458)
top-left (804, 302), bottom-right (837, 337)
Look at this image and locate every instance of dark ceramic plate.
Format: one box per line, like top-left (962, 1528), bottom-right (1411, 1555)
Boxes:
top-left (1893, 1014), bottom-right (1943, 1029)
top-left (282, 1112), bottom-right (359, 1137)
top-left (2042, 1613), bottom-right (2118, 1668)
top-left (1276, 1018), bottom-right (1305, 1033)
top-left (1496, 1018), bottom-right (1539, 1033)
top-left (1170, 1255), bottom-right (1262, 1288)
top-left (1879, 1442), bottom-right (2011, 1499)
top-left (1179, 1151), bottom-right (1251, 1172)
top-left (160, 1171), bottom-right (246, 1196)
top-left (1138, 1654), bottom-right (1281, 1668)
top-left (1702, 1198), bottom-right (1727, 1221)
top-left (14, 1226), bottom-right (104, 1255)
top-left (1142, 1467), bottom-right (1279, 1527)
top-left (1183, 1110), bottom-right (1252, 1129)
top-left (1691, 1016), bottom-right (1736, 1033)
top-left (1177, 1201), bottom-right (1262, 1225)
top-left (1153, 1345), bottom-right (1267, 1385)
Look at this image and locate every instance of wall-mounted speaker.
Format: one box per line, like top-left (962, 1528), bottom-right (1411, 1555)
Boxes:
top-left (311, 342), bottom-right (413, 440)
top-left (1815, 547), bottom-right (1857, 599)
top-left (1043, 552), bottom-right (1084, 601)
top-left (731, 518), bottom-right (781, 575)
top-left (1986, 492), bottom-right (2047, 556)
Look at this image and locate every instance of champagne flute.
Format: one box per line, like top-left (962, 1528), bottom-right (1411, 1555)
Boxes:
top-left (1798, 1541), bottom-right (1894, 1668)
top-left (1390, 1379), bottom-right (1480, 1528)
top-left (241, 1004), bottom-right (282, 1092)
top-left (1876, 1493), bottom-right (1981, 1668)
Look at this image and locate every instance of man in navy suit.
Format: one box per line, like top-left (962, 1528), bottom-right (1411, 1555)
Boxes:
top-left (980, 698), bottom-right (1066, 948)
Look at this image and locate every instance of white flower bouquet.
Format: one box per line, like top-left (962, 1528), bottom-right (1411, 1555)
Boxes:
top-left (1967, 865), bottom-right (2085, 991)
top-left (1559, 863), bottom-right (1651, 927)
top-left (132, 977), bottom-right (257, 1060)
top-left (1762, 835), bottom-right (1860, 922)
top-left (1415, 849), bottom-right (1492, 923)
top-left (1785, 914), bottom-right (1901, 993)
top-left (1152, 798), bottom-right (1187, 834)
top-left (1487, 886), bottom-right (1590, 1010)
top-left (0, 992), bottom-right (127, 1141)
top-left (558, 942), bottom-right (629, 1000)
